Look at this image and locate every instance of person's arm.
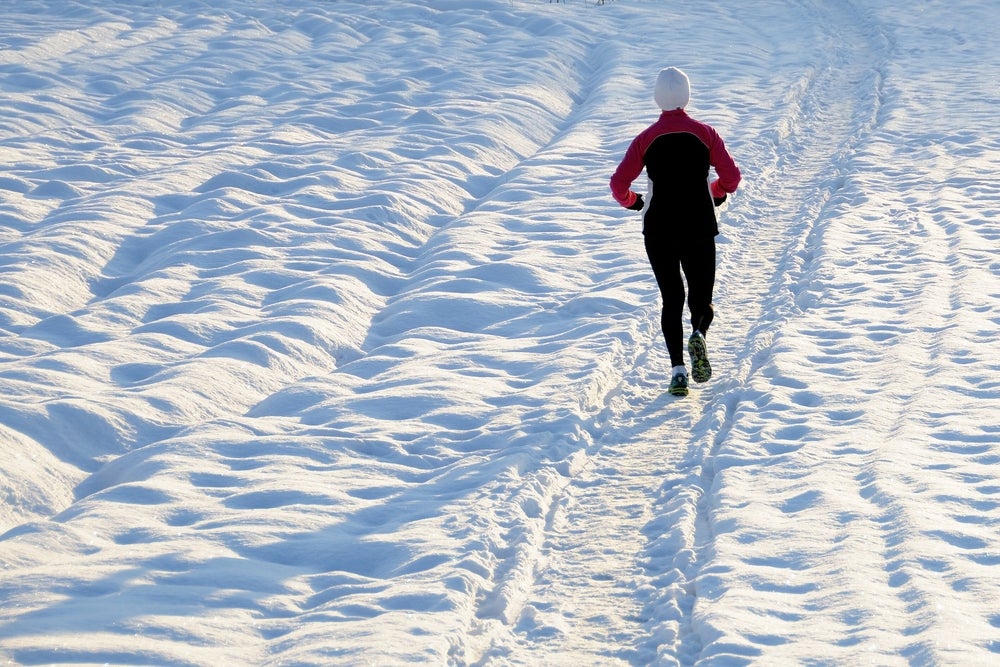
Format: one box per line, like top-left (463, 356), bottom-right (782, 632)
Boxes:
top-left (709, 132), bottom-right (741, 201)
top-left (610, 137), bottom-right (646, 209)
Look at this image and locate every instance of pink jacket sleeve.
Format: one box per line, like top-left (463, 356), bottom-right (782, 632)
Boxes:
top-left (609, 138), bottom-right (644, 209)
top-left (709, 133), bottom-right (741, 197)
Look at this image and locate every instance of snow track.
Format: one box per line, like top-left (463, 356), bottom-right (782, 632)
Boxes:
top-left (469, 1), bottom-right (897, 663)
top-left (1, 1), bottom-right (998, 665)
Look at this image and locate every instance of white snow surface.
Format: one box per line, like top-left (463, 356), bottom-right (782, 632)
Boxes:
top-left (1, 0), bottom-right (998, 664)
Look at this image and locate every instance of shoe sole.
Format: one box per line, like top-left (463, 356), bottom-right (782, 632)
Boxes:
top-left (688, 336), bottom-right (712, 383)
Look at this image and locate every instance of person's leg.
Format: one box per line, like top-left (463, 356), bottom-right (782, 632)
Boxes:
top-left (682, 237), bottom-right (716, 383)
top-left (644, 235), bottom-right (686, 368)
top-left (681, 237), bottom-right (716, 335)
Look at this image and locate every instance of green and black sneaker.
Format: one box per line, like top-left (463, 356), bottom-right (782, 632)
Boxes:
top-left (688, 331), bottom-right (712, 383)
top-left (669, 370), bottom-right (689, 397)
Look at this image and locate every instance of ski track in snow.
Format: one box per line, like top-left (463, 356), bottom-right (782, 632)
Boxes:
top-left (1, 0), bottom-right (999, 665)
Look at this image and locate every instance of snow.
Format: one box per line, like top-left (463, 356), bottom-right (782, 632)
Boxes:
top-left (1, 0), bottom-right (998, 664)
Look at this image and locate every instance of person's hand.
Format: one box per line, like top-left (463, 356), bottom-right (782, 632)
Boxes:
top-left (710, 179), bottom-right (727, 207)
top-left (627, 193), bottom-right (644, 211)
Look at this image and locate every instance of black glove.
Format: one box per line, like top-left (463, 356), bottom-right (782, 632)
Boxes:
top-left (713, 194), bottom-right (727, 207)
top-left (627, 193), bottom-right (644, 211)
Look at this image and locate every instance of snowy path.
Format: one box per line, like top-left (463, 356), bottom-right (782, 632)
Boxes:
top-left (471, 2), bottom-right (903, 662)
top-left (1, 1), bottom-right (998, 665)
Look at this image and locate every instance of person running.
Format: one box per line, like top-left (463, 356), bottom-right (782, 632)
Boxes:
top-left (610, 66), bottom-right (741, 397)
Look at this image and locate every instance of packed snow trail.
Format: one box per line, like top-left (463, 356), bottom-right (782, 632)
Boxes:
top-left (466, 1), bottom-right (904, 663)
top-left (1, 1), bottom-right (999, 666)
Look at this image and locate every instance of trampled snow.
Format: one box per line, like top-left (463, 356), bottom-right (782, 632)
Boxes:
top-left (1, 0), bottom-right (998, 664)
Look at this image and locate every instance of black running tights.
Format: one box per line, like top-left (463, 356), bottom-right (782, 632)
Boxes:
top-left (643, 234), bottom-right (716, 368)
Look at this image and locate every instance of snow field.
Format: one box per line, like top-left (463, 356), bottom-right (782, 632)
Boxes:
top-left (1, 0), bottom-right (998, 665)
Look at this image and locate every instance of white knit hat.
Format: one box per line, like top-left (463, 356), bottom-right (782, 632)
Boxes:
top-left (654, 67), bottom-right (690, 110)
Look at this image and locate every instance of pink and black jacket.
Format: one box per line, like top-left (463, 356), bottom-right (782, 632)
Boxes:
top-left (610, 109), bottom-right (741, 239)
